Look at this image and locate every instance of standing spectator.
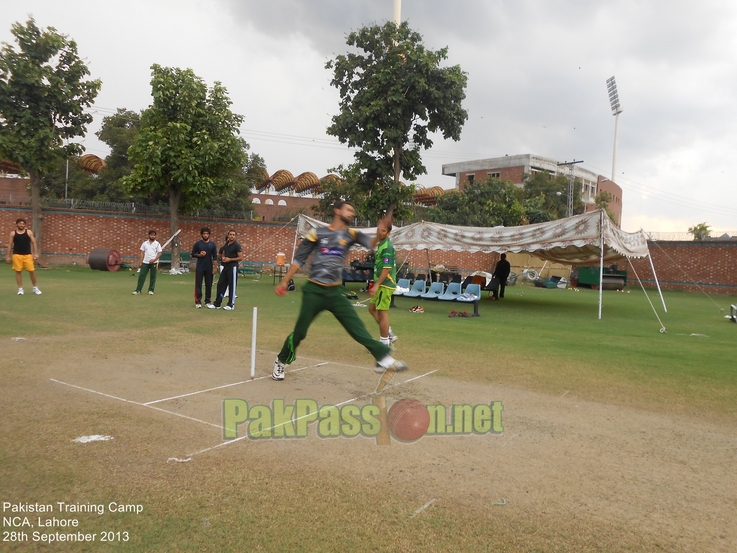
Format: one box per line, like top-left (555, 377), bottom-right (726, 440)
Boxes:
top-left (191, 227), bottom-right (218, 308)
top-left (209, 230), bottom-right (243, 310)
top-left (133, 230), bottom-right (162, 295)
top-left (6, 218), bottom-right (42, 295)
top-left (491, 253), bottom-right (511, 300)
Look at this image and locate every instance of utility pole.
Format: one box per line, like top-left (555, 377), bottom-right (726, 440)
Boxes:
top-left (394, 0), bottom-right (401, 24)
top-left (557, 160), bottom-right (583, 218)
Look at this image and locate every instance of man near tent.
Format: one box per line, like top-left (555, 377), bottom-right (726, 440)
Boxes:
top-left (133, 230), bottom-right (162, 295)
top-left (369, 218), bottom-right (398, 347)
top-left (209, 230), bottom-right (244, 310)
top-left (191, 227), bottom-right (218, 308)
top-left (491, 253), bottom-right (511, 300)
top-left (272, 201), bottom-right (407, 382)
top-left (6, 218), bottom-right (42, 295)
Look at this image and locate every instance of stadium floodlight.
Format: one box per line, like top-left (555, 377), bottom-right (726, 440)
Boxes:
top-left (606, 76), bottom-right (623, 182)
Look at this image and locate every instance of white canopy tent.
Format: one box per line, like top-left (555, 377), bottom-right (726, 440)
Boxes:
top-left (296, 210), bottom-right (666, 320)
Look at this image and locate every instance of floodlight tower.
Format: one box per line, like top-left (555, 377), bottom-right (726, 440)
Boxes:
top-left (394, 0), bottom-right (401, 24)
top-left (606, 76), bottom-right (623, 182)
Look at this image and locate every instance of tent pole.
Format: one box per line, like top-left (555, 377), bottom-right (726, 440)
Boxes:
top-left (291, 220), bottom-right (300, 263)
top-left (648, 252), bottom-right (668, 313)
top-left (598, 210), bottom-right (604, 320)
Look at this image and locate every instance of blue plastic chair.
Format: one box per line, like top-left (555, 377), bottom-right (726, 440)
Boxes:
top-left (438, 282), bottom-right (462, 300)
top-left (393, 278), bottom-right (411, 296)
top-left (403, 279), bottom-right (427, 298)
top-left (456, 284), bottom-right (482, 303)
top-left (420, 281), bottom-right (445, 299)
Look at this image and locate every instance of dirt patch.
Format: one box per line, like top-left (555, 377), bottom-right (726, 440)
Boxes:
top-left (2, 335), bottom-right (736, 552)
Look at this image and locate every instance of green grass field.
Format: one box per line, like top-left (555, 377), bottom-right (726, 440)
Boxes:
top-left (1, 266), bottom-right (736, 551)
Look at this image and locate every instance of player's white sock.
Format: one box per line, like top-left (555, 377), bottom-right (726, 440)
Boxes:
top-left (380, 336), bottom-right (390, 346)
top-left (378, 354), bottom-right (396, 369)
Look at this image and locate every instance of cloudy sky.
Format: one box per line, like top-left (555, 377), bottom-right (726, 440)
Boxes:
top-left (2, 0), bottom-right (736, 233)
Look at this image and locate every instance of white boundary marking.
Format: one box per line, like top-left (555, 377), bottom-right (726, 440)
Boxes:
top-left (143, 362), bottom-right (329, 405)
top-left (185, 369), bottom-right (437, 458)
top-left (410, 498), bottom-right (437, 518)
top-left (50, 362), bottom-right (437, 462)
top-left (50, 378), bottom-right (222, 429)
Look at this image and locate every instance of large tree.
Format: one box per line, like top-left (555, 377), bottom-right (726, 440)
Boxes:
top-left (0, 18), bottom-right (101, 252)
top-left (428, 178), bottom-right (527, 227)
top-left (123, 65), bottom-right (247, 266)
top-left (326, 21), bottom-right (467, 218)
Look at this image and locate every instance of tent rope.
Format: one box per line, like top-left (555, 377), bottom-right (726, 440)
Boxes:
top-left (627, 257), bottom-right (667, 333)
top-left (243, 214), bottom-right (300, 260)
top-left (650, 240), bottom-right (727, 313)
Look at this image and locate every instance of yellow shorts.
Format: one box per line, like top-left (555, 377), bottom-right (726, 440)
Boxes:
top-left (12, 254), bottom-right (35, 272)
top-left (370, 286), bottom-right (393, 311)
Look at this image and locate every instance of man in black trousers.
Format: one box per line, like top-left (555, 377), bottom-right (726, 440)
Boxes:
top-left (208, 230), bottom-right (244, 311)
top-left (191, 227), bottom-right (218, 308)
top-left (491, 253), bottom-right (511, 300)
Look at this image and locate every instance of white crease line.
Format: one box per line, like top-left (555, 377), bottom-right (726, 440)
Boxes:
top-left (185, 369), bottom-right (438, 458)
top-left (143, 362), bottom-right (329, 405)
top-left (410, 499), bottom-right (437, 518)
top-left (50, 378), bottom-right (221, 429)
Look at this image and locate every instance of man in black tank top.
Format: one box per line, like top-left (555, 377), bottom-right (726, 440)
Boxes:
top-left (5, 218), bottom-right (42, 295)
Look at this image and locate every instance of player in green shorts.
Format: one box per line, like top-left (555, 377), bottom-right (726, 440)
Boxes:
top-left (272, 201), bottom-right (407, 382)
top-left (369, 218), bottom-right (398, 347)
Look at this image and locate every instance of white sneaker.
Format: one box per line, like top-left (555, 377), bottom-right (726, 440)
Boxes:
top-left (33, 287), bottom-right (42, 295)
top-left (223, 305), bottom-right (233, 311)
top-left (195, 304), bottom-right (202, 309)
top-left (148, 291), bottom-right (154, 295)
top-left (17, 288), bottom-right (24, 295)
top-left (132, 291), bottom-right (140, 295)
top-left (374, 358), bottom-right (408, 374)
top-left (272, 358), bottom-right (285, 381)
top-left (206, 304), bottom-right (217, 309)
top-left (389, 332), bottom-right (398, 343)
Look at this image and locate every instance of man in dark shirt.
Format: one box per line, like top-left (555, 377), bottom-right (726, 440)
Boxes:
top-left (208, 230), bottom-right (244, 310)
top-left (492, 253), bottom-right (511, 300)
top-left (5, 218), bottom-right (42, 295)
top-left (191, 227), bottom-right (218, 308)
top-left (272, 201), bottom-right (408, 383)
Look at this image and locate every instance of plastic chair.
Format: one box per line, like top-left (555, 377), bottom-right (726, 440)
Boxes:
top-left (457, 284), bottom-right (482, 303)
top-left (420, 281), bottom-right (445, 299)
top-left (393, 278), bottom-right (411, 296)
top-left (438, 282), bottom-right (462, 300)
top-left (403, 279), bottom-right (427, 298)
top-left (460, 275), bottom-right (474, 290)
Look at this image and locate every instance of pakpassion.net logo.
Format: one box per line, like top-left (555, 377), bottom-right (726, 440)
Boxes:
top-left (223, 398), bottom-right (503, 443)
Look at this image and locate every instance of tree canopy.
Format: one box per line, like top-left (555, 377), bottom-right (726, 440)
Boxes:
top-left (427, 178), bottom-right (527, 227)
top-left (326, 21), bottom-right (467, 219)
top-left (688, 222), bottom-right (711, 241)
top-left (123, 65), bottom-right (247, 263)
top-left (0, 18), bottom-right (101, 250)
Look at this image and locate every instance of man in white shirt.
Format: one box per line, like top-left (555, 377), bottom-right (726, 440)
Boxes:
top-left (133, 230), bottom-right (163, 295)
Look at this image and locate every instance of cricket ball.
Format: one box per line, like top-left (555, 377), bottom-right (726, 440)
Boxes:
top-left (387, 398), bottom-right (430, 442)
top-left (275, 287), bottom-right (286, 296)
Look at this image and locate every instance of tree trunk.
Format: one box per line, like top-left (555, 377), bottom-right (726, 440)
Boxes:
top-left (169, 185), bottom-right (181, 270)
top-left (393, 142), bottom-right (401, 183)
top-left (29, 170), bottom-right (43, 258)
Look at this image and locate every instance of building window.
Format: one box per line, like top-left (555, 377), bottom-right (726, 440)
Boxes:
top-left (265, 199), bottom-right (274, 205)
top-left (252, 198), bottom-right (261, 204)
top-left (488, 172), bottom-right (500, 179)
top-left (278, 200), bottom-right (287, 206)
top-left (467, 174), bottom-right (475, 184)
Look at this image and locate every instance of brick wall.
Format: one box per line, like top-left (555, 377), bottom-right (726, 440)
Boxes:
top-left (2, 207), bottom-right (735, 294)
top-left (626, 241), bottom-right (737, 295)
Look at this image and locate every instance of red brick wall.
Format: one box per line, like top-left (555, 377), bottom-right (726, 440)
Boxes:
top-left (626, 241), bottom-right (737, 295)
top-left (2, 207), bottom-right (735, 294)
top-left (0, 177), bottom-right (30, 204)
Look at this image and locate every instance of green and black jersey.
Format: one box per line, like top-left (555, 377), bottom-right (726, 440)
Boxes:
top-left (374, 238), bottom-right (396, 290)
